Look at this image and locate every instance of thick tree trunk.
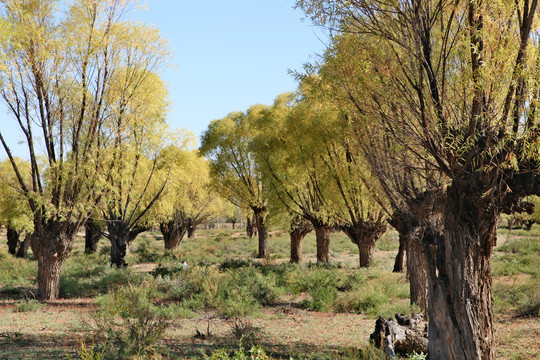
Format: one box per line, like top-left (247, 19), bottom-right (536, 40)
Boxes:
top-left (30, 219), bottom-right (77, 300)
top-left (425, 191), bottom-right (497, 359)
top-left (254, 208), bottom-right (268, 258)
top-left (289, 217), bottom-right (313, 263)
top-left (6, 225), bottom-right (20, 256)
top-left (393, 233), bottom-right (406, 273)
top-left (342, 220), bottom-right (386, 268)
top-left (84, 219), bottom-right (102, 254)
top-left (107, 221), bottom-right (131, 268)
top-left (15, 233), bottom-right (31, 258)
top-left (408, 235), bottom-right (428, 312)
top-left (160, 219), bottom-right (187, 250)
top-left (313, 224), bottom-right (331, 263)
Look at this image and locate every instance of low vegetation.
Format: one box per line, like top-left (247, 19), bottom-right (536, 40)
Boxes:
top-left (0, 226), bottom-right (538, 359)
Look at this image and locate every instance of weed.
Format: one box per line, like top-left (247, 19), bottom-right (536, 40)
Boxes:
top-left (205, 340), bottom-right (270, 360)
top-left (13, 299), bottom-right (42, 313)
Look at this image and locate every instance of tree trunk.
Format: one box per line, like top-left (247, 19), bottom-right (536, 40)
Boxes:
top-left (6, 225), bottom-right (20, 256)
top-left (408, 234), bottom-right (428, 312)
top-left (30, 219), bottom-right (78, 300)
top-left (389, 210), bottom-right (429, 312)
top-left (254, 208), bottom-right (268, 258)
top-left (342, 220), bottom-right (386, 268)
top-left (84, 219), bottom-right (102, 254)
top-left (289, 217), bottom-right (313, 263)
top-left (107, 221), bottom-right (131, 268)
top-left (246, 214), bottom-right (256, 238)
top-left (424, 191), bottom-right (497, 359)
top-left (15, 233), bottom-right (31, 258)
top-left (187, 219), bottom-right (196, 238)
top-left (313, 224), bottom-right (331, 263)
top-left (160, 219), bottom-right (187, 250)
top-left (393, 233), bottom-right (406, 273)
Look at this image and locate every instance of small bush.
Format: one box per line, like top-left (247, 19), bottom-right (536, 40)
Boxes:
top-left (205, 341), bottom-right (270, 360)
top-left (91, 282), bottom-right (169, 359)
top-left (339, 345), bottom-right (386, 360)
top-left (297, 268), bottom-right (338, 311)
top-left (13, 299), bottom-right (42, 313)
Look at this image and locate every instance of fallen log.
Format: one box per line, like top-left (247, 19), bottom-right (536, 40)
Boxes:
top-left (369, 313), bottom-right (428, 358)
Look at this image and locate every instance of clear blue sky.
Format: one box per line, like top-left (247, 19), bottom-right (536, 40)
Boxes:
top-left (0, 0), bottom-right (327, 156)
top-left (135, 0), bottom-right (327, 138)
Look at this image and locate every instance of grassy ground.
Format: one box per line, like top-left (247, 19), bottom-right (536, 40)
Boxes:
top-left (0, 225), bottom-right (538, 359)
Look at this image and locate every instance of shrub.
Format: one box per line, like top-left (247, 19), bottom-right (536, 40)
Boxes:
top-left (205, 341), bottom-right (270, 360)
top-left (91, 282), bottom-right (169, 359)
top-left (13, 299), bottom-right (42, 313)
top-left (297, 268), bottom-right (338, 312)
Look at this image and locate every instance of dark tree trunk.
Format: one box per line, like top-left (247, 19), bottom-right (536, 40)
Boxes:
top-left (84, 219), bottom-right (102, 254)
top-left (107, 221), bottom-right (131, 268)
top-left (342, 220), bottom-right (386, 268)
top-left (187, 226), bottom-right (196, 238)
top-left (393, 233), bottom-right (406, 272)
top-left (313, 223), bottom-right (331, 263)
top-left (253, 207), bottom-right (268, 258)
top-left (160, 218), bottom-right (187, 250)
top-left (246, 214), bottom-right (256, 238)
top-left (15, 233), bottom-right (31, 258)
top-left (289, 217), bottom-right (313, 263)
top-left (424, 187), bottom-right (496, 359)
top-left (30, 219), bottom-right (78, 300)
top-left (6, 225), bottom-right (20, 256)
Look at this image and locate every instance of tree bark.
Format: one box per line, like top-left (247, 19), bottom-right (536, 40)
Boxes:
top-left (160, 218), bottom-right (187, 250)
top-left (408, 235), bottom-right (428, 312)
top-left (393, 233), bottom-right (406, 273)
top-left (6, 225), bottom-right (20, 256)
top-left (342, 220), bottom-right (386, 268)
top-left (107, 221), bottom-right (131, 268)
top-left (313, 223), bottom-right (331, 263)
top-left (15, 233), bottom-right (31, 258)
top-left (254, 207), bottom-right (268, 258)
top-left (424, 189), bottom-right (497, 359)
top-left (30, 219), bottom-right (78, 300)
top-left (289, 217), bottom-right (313, 263)
top-left (84, 219), bottom-right (102, 254)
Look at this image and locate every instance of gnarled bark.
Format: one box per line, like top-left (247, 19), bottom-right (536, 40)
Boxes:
top-left (341, 220), bottom-right (386, 268)
top-left (313, 223), bottom-right (331, 263)
top-left (289, 217), bottom-right (313, 263)
top-left (160, 216), bottom-right (187, 250)
top-left (424, 185), bottom-right (497, 359)
top-left (30, 219), bottom-right (78, 300)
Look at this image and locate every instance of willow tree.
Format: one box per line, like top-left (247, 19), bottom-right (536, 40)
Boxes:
top-left (0, 0), bottom-right (170, 298)
top-left (97, 68), bottom-right (171, 267)
top-left (298, 82), bottom-right (388, 267)
top-left (253, 93), bottom-right (338, 263)
top-left (298, 0), bottom-right (540, 358)
top-left (307, 32), bottom-right (431, 308)
top-left (153, 144), bottom-right (225, 250)
top-left (200, 106), bottom-right (271, 258)
top-left (0, 159), bottom-right (33, 257)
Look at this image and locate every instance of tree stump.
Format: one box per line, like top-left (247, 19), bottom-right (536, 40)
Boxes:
top-left (369, 313), bottom-right (428, 358)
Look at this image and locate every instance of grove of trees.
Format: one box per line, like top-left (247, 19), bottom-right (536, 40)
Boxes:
top-left (0, 0), bottom-right (538, 359)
